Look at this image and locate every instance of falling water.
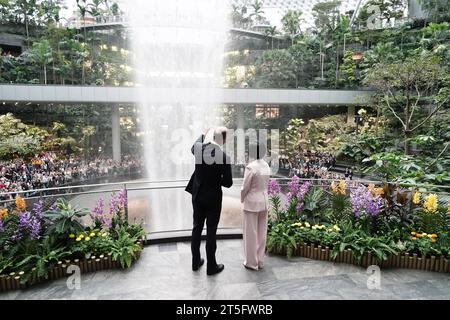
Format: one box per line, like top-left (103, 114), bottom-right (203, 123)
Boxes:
top-left (128, 0), bottom-right (230, 181)
top-left (127, 0), bottom-right (230, 231)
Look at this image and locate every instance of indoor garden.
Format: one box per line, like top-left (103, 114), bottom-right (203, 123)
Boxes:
top-left (0, 0), bottom-right (449, 302)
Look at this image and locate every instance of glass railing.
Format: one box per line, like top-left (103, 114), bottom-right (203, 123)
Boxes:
top-left (1, 178), bottom-right (448, 237)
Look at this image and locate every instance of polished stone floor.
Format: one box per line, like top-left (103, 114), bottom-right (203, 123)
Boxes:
top-left (1, 239), bottom-right (449, 300)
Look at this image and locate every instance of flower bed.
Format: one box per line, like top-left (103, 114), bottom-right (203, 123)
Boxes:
top-left (0, 189), bottom-right (146, 293)
top-left (269, 243), bottom-right (450, 273)
top-left (267, 177), bottom-right (450, 273)
top-left (0, 242), bottom-right (144, 292)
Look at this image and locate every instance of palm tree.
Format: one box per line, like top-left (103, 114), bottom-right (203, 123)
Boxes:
top-left (88, 0), bottom-right (104, 20)
top-left (15, 0), bottom-right (37, 46)
top-left (61, 38), bottom-right (89, 84)
top-left (231, 3), bottom-right (251, 29)
top-left (281, 10), bottom-right (303, 46)
top-left (333, 15), bottom-right (350, 88)
top-left (264, 26), bottom-right (278, 49)
top-left (76, 0), bottom-right (88, 41)
top-left (250, 0), bottom-right (266, 25)
top-left (27, 39), bottom-right (53, 84)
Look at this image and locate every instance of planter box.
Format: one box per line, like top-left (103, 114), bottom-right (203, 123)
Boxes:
top-left (0, 241), bottom-right (144, 293)
top-left (269, 243), bottom-right (450, 274)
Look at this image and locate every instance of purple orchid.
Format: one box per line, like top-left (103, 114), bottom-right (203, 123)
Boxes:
top-left (91, 198), bottom-right (112, 229)
top-left (109, 188), bottom-right (128, 216)
top-left (295, 181), bottom-right (312, 214)
top-left (268, 179), bottom-right (281, 197)
top-left (14, 211), bottom-right (41, 240)
top-left (287, 176), bottom-right (300, 202)
top-left (32, 200), bottom-right (44, 220)
top-left (117, 188), bottom-right (128, 208)
top-left (351, 185), bottom-right (383, 217)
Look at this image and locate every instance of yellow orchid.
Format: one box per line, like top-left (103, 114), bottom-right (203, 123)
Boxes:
top-left (423, 194), bottom-right (438, 213)
top-left (304, 222), bottom-right (311, 228)
top-left (338, 180), bottom-right (346, 195)
top-left (85, 237), bottom-right (91, 242)
top-left (90, 232), bottom-right (96, 237)
top-left (332, 180), bottom-right (346, 195)
top-left (0, 208), bottom-right (8, 220)
top-left (15, 196), bottom-right (26, 212)
top-left (69, 234), bottom-right (75, 239)
top-left (412, 192), bottom-right (421, 205)
top-left (374, 187), bottom-right (384, 197)
top-left (369, 184), bottom-right (384, 197)
top-left (76, 237), bottom-right (82, 242)
top-left (331, 181), bottom-right (338, 194)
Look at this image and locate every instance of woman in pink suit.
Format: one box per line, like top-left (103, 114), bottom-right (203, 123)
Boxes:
top-left (240, 142), bottom-right (271, 270)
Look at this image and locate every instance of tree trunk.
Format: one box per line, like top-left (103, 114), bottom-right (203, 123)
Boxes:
top-left (335, 41), bottom-right (340, 88)
top-left (52, 61), bottom-right (56, 84)
top-left (404, 130), bottom-right (412, 155)
top-left (375, 106), bottom-right (380, 135)
top-left (44, 64), bottom-right (47, 85)
top-left (24, 13), bottom-right (30, 46)
top-left (82, 61), bottom-right (85, 84)
top-left (404, 96), bottom-right (411, 155)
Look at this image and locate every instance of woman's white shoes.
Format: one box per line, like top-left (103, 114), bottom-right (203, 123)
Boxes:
top-left (243, 263), bottom-right (259, 271)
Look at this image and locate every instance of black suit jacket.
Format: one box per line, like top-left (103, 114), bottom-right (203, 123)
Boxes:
top-left (185, 134), bottom-right (233, 206)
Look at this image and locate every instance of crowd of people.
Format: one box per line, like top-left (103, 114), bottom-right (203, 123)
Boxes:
top-left (279, 151), bottom-right (355, 182)
top-left (0, 153), bottom-right (143, 201)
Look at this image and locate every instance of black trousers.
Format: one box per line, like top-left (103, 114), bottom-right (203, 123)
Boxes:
top-left (191, 199), bottom-right (221, 269)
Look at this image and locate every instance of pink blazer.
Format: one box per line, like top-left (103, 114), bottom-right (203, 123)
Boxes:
top-left (240, 159), bottom-right (271, 212)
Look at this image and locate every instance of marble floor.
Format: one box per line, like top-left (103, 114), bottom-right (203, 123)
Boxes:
top-left (1, 239), bottom-right (450, 300)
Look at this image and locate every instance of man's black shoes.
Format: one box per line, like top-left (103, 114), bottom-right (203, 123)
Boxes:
top-left (207, 264), bottom-right (224, 276)
top-left (192, 258), bottom-right (205, 271)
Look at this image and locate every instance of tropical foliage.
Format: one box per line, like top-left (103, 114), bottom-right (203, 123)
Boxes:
top-left (267, 177), bottom-right (450, 262)
top-left (0, 188), bottom-right (146, 285)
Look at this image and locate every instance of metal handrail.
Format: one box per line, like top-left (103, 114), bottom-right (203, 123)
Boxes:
top-left (0, 178), bottom-right (190, 197)
top-left (1, 177), bottom-right (448, 204)
top-left (0, 83), bottom-right (376, 92)
top-left (1, 176), bottom-right (449, 198)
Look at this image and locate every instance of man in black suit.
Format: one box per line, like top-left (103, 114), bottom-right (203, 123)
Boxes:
top-left (186, 127), bottom-right (233, 276)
